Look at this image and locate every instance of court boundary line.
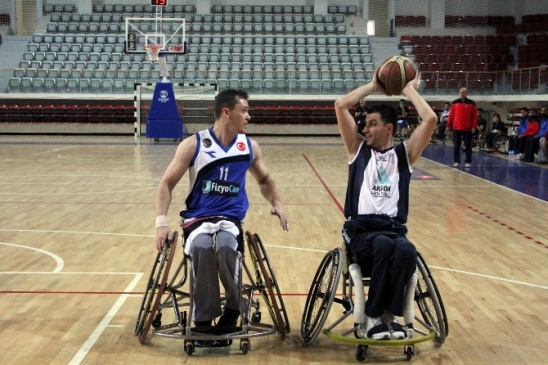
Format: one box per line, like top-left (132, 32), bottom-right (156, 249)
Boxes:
top-left (68, 273), bottom-right (143, 365)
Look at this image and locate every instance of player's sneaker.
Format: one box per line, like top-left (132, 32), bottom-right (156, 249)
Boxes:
top-left (366, 316), bottom-right (390, 340)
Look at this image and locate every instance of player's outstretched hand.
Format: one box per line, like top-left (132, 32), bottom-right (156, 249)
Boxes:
top-left (402, 71), bottom-right (421, 96)
top-left (270, 206), bottom-right (290, 231)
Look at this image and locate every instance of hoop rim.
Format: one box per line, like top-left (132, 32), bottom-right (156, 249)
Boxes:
top-left (145, 44), bottom-right (164, 61)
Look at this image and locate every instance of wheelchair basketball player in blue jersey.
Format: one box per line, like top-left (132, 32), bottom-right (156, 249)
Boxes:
top-left (154, 89), bottom-right (289, 337)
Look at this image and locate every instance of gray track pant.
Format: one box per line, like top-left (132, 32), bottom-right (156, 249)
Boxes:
top-left (190, 230), bottom-right (240, 322)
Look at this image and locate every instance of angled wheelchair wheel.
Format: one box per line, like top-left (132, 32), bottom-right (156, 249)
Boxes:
top-left (415, 252), bottom-right (448, 345)
top-left (301, 247), bottom-right (343, 345)
top-left (134, 231), bottom-right (178, 344)
top-left (246, 231), bottom-right (289, 340)
top-left (494, 134), bottom-right (509, 154)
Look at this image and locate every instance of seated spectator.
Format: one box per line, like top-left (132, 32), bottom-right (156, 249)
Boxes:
top-left (515, 110), bottom-right (540, 160)
top-left (538, 130), bottom-right (548, 164)
top-left (474, 108), bottom-right (488, 145)
top-left (395, 99), bottom-right (410, 140)
top-left (522, 106), bottom-right (548, 162)
top-left (437, 102), bottom-right (450, 141)
top-left (508, 107), bottom-right (529, 155)
top-left (485, 113), bottom-right (506, 152)
top-left (354, 98), bottom-right (368, 135)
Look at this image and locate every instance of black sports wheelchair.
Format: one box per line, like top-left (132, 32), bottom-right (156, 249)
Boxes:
top-left (134, 230), bottom-right (290, 356)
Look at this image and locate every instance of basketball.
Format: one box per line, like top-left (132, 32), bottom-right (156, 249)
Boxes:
top-left (376, 56), bottom-right (418, 96)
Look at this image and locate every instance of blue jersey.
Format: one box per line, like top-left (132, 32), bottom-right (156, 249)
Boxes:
top-left (344, 141), bottom-right (412, 223)
top-left (181, 128), bottom-right (253, 221)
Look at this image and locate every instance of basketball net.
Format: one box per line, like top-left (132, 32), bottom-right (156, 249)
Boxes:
top-left (145, 44), bottom-right (163, 62)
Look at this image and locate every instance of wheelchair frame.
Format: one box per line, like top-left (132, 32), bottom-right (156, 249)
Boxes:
top-left (300, 247), bottom-right (448, 362)
top-left (479, 133), bottom-right (509, 155)
top-left (134, 231), bottom-right (290, 355)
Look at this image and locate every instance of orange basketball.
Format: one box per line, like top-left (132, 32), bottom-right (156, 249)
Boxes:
top-left (376, 56), bottom-right (418, 96)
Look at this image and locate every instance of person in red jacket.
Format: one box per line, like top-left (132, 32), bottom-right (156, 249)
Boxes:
top-left (446, 87), bottom-right (478, 168)
top-left (516, 111), bottom-right (540, 161)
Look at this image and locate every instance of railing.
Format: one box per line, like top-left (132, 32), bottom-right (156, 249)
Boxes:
top-left (2, 66), bottom-right (547, 96)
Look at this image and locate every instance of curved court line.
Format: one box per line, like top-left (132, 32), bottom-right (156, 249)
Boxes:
top-left (0, 242), bottom-right (64, 272)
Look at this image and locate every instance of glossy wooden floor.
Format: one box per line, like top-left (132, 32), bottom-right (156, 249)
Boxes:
top-left (0, 135), bottom-right (546, 365)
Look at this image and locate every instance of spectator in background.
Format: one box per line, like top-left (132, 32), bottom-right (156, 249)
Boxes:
top-left (354, 98), bottom-right (369, 135)
top-left (475, 108), bottom-right (488, 139)
top-left (395, 99), bottom-right (410, 140)
top-left (437, 102), bottom-right (450, 141)
top-left (508, 107), bottom-right (529, 155)
top-left (446, 87), bottom-right (477, 168)
top-left (485, 113), bottom-right (506, 152)
top-left (538, 129), bottom-right (548, 164)
top-left (522, 107), bottom-right (548, 162)
top-left (515, 110), bottom-right (540, 160)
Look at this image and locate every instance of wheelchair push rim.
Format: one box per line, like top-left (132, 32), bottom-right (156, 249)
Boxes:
top-left (246, 231), bottom-right (290, 340)
top-left (414, 252), bottom-right (448, 344)
top-left (134, 231), bottom-right (178, 344)
top-left (300, 247), bottom-right (343, 345)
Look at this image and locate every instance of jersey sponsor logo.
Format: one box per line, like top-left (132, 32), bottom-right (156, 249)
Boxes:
top-left (371, 184), bottom-right (392, 198)
top-left (202, 180), bottom-right (240, 196)
top-left (237, 141), bottom-right (246, 151)
top-left (371, 165), bottom-right (392, 198)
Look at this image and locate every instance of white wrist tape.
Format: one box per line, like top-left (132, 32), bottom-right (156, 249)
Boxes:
top-left (155, 215), bottom-right (168, 228)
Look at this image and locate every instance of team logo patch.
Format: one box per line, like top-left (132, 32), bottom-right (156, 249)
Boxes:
top-left (237, 142), bottom-right (246, 151)
top-left (203, 138), bottom-right (212, 148)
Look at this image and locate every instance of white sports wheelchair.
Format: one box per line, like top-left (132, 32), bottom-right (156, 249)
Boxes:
top-left (300, 245), bottom-right (448, 362)
top-left (134, 230), bottom-right (290, 355)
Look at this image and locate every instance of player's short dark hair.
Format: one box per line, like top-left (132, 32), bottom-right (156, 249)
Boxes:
top-left (368, 104), bottom-right (398, 135)
top-left (214, 89), bottom-right (249, 119)
top-left (477, 108), bottom-right (483, 112)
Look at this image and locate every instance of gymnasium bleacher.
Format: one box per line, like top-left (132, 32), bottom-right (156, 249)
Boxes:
top-left (1, 1), bottom-right (548, 135)
top-left (7, 3), bottom-right (373, 96)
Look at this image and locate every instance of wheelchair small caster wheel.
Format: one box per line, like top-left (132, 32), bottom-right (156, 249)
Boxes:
top-left (404, 345), bottom-right (414, 361)
top-left (251, 311), bottom-right (261, 323)
top-left (152, 313), bottom-right (162, 328)
top-left (184, 340), bottom-right (194, 356)
top-left (240, 339), bottom-right (250, 355)
top-left (356, 345), bottom-right (368, 362)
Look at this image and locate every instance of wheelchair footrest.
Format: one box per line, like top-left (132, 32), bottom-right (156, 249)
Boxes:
top-left (195, 339), bottom-right (233, 348)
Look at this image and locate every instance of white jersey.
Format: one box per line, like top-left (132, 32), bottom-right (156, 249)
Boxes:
top-left (344, 141), bottom-right (412, 223)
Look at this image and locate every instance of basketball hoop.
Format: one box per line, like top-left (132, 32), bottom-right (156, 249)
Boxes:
top-left (145, 44), bottom-right (163, 61)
